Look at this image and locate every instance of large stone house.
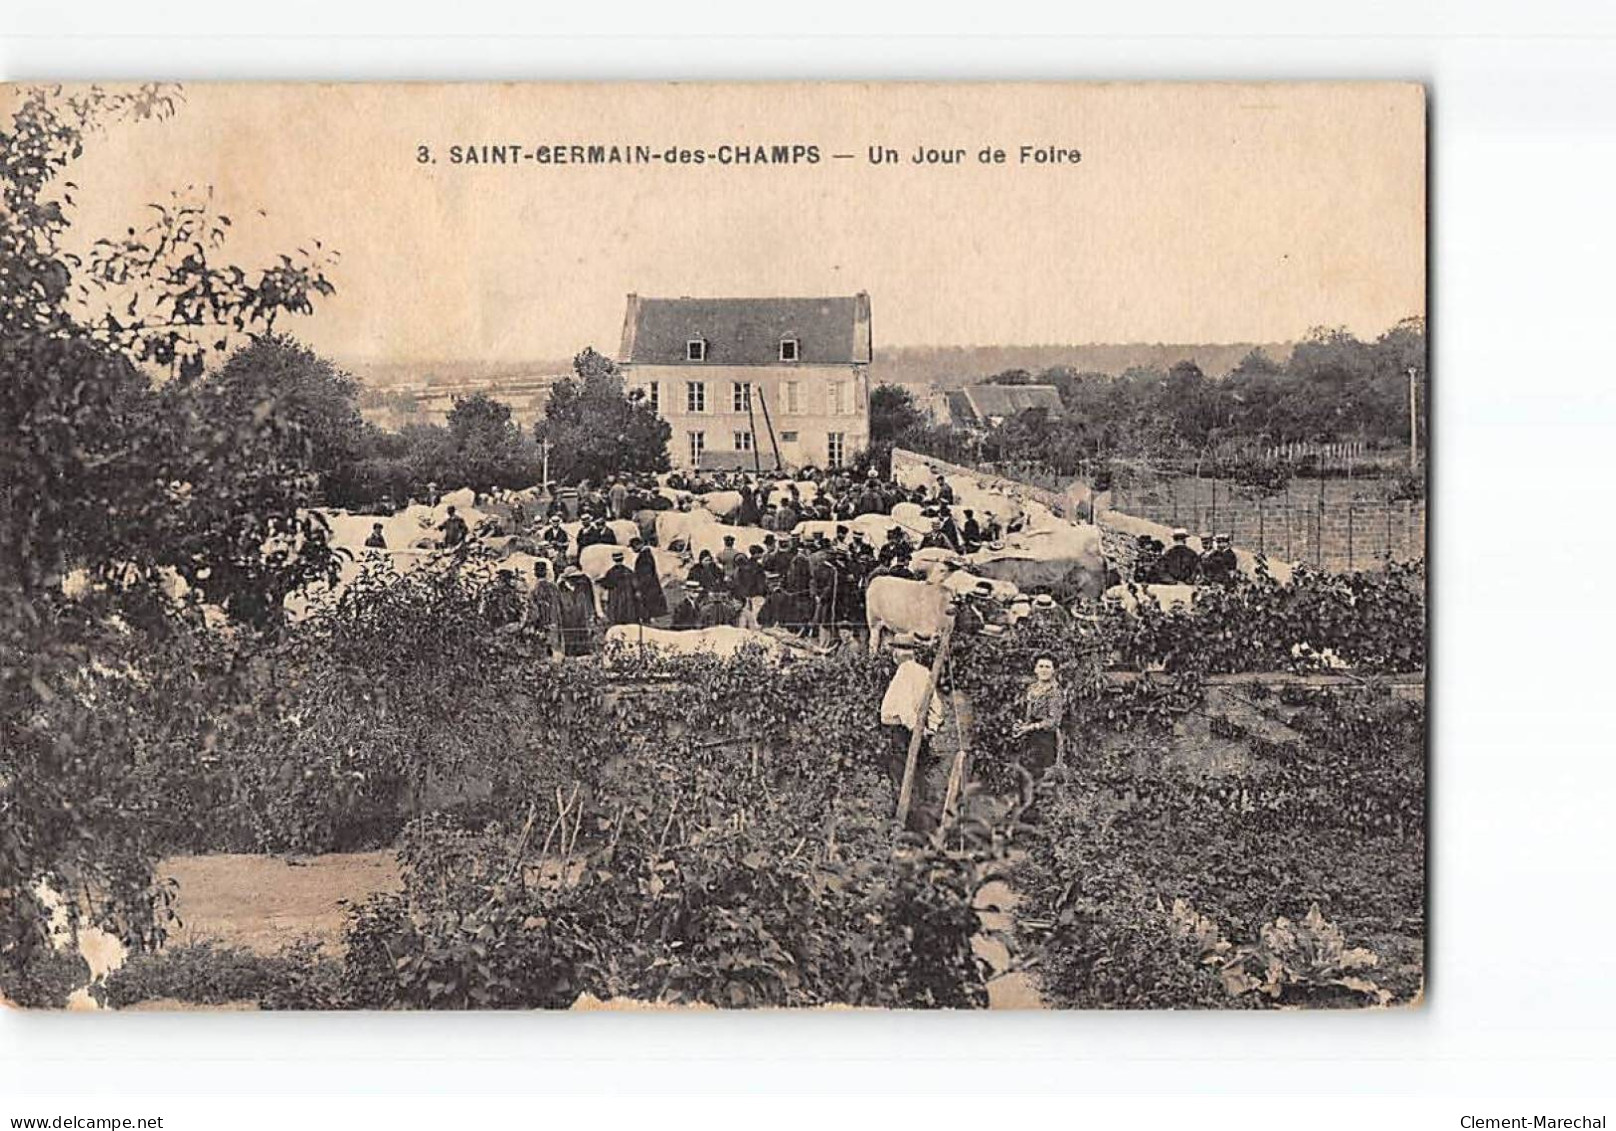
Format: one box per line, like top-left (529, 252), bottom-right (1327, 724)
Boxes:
top-left (617, 293), bottom-right (872, 472)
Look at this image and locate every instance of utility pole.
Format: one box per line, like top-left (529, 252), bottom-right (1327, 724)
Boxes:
top-left (744, 385), bottom-right (763, 475)
top-left (540, 439), bottom-right (552, 490)
top-left (1407, 365), bottom-right (1419, 470)
top-left (756, 387), bottom-right (785, 473)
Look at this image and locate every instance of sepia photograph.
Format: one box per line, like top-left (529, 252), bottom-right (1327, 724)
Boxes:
top-left (1, 81), bottom-right (1426, 1012)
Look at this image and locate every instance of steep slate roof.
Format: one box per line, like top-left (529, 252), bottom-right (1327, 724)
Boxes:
top-left (620, 294), bottom-right (872, 366)
top-left (952, 384), bottom-right (1064, 425)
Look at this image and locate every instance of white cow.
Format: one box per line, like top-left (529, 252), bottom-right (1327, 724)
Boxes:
top-left (766, 480), bottom-right (820, 508)
top-left (849, 513), bottom-right (916, 544)
top-left (684, 522), bottom-right (773, 562)
top-left (968, 522), bottom-right (1107, 599)
top-left (888, 502), bottom-right (939, 536)
top-left (655, 507), bottom-right (718, 550)
top-left (697, 490), bottom-right (744, 520)
top-left (893, 460), bottom-right (936, 492)
top-left (865, 576), bottom-right (955, 654)
top-left (944, 475), bottom-right (1023, 527)
top-left (603, 623), bottom-right (790, 664)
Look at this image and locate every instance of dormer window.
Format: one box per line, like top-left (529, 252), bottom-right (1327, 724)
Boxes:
top-left (687, 338), bottom-right (708, 362)
top-left (779, 337), bottom-right (799, 362)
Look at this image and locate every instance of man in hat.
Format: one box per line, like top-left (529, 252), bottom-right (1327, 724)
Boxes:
top-left (855, 479), bottom-right (884, 517)
top-left (736, 482), bottom-right (762, 527)
top-left (1157, 528), bottom-right (1201, 584)
top-left (878, 527), bottom-right (910, 568)
top-left (541, 514), bottom-right (570, 555)
top-left (760, 532), bottom-right (790, 578)
top-left (1200, 533), bottom-right (1238, 585)
top-left (960, 509), bottom-right (984, 551)
top-left (732, 544), bottom-right (769, 628)
top-left (717, 533), bottom-right (742, 580)
top-left (937, 506), bottom-right (963, 553)
top-left (784, 536), bottom-right (814, 636)
top-left (609, 477), bottom-right (630, 520)
top-left (364, 522), bottom-right (387, 549)
top-left (920, 519), bottom-right (952, 551)
top-left (688, 549), bottom-right (725, 593)
top-left (880, 632), bottom-right (947, 831)
top-left (574, 515), bottom-right (602, 552)
top-left (439, 505), bottom-right (469, 549)
top-left (1029, 592), bottom-right (1069, 624)
top-left (556, 566), bottom-right (598, 656)
top-left (953, 579), bottom-right (998, 636)
top-left (671, 579), bottom-right (705, 630)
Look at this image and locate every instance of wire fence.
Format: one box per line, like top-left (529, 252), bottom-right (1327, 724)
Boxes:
top-left (1106, 477), bottom-right (1426, 571)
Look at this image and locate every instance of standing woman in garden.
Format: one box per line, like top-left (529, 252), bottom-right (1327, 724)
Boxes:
top-left (1012, 654), bottom-right (1065, 812)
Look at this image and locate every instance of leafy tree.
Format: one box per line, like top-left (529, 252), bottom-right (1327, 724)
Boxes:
top-left (869, 383), bottom-right (926, 442)
top-left (535, 347), bottom-right (671, 485)
top-left (202, 335), bottom-right (368, 506)
top-left (1, 83), bottom-right (344, 997)
top-left (441, 392), bottom-right (537, 494)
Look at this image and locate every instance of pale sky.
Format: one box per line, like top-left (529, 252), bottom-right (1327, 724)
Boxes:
top-left (48, 82), bottom-right (1425, 363)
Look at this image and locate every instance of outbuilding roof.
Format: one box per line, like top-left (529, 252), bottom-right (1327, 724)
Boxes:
top-left (950, 383), bottom-right (1064, 426)
top-left (620, 294), bottom-right (872, 367)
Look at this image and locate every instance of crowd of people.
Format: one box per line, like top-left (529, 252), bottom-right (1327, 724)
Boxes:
top-left (431, 466), bottom-right (1052, 657)
top-left (1130, 527), bottom-right (1239, 585)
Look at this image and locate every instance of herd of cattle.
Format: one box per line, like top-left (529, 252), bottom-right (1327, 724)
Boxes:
top-left (295, 462), bottom-right (1296, 664)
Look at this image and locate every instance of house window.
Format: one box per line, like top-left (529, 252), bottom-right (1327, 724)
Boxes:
top-left (686, 381), bottom-right (707, 413)
top-left (828, 381), bottom-right (845, 415)
top-left (733, 430), bottom-right (753, 452)
top-left (642, 381), bottom-right (659, 414)
top-left (686, 338), bottom-right (707, 362)
top-left (826, 432), bottom-right (846, 469)
top-left (783, 380), bottom-right (800, 414)
top-left (688, 430), bottom-right (706, 465)
top-left (780, 430), bottom-right (799, 442)
top-left (779, 337), bottom-right (799, 362)
top-left (732, 381), bottom-right (751, 412)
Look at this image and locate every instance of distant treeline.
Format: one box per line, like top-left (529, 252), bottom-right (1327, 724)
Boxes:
top-left (871, 319), bottom-right (1427, 486)
top-left (869, 341), bottom-right (1295, 389)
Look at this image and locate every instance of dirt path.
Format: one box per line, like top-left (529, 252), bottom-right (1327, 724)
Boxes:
top-left (974, 867), bottom-right (1046, 1010)
top-left (159, 851), bottom-right (400, 956)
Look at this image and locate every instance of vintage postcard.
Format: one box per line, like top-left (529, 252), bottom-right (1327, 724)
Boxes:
top-left (1, 82), bottom-right (1425, 1010)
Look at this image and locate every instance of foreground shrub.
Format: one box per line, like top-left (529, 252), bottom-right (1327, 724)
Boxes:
top-left (339, 806), bottom-right (997, 1010)
top-left (1017, 686), bottom-right (1424, 1009)
top-left (96, 940), bottom-right (341, 1010)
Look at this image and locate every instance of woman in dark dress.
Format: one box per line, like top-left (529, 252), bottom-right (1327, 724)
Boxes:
top-left (556, 567), bottom-right (599, 656)
top-left (1012, 654), bottom-right (1065, 811)
top-left (632, 541), bottom-right (668, 622)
